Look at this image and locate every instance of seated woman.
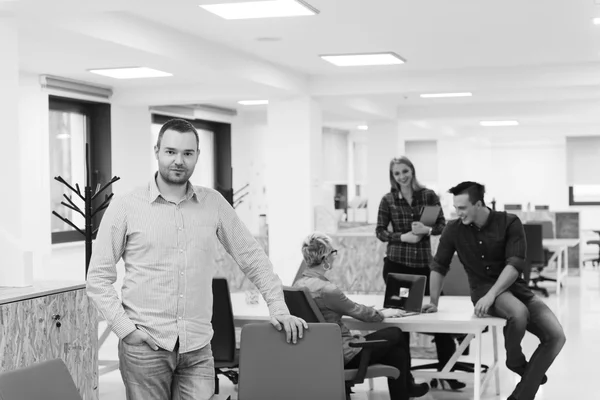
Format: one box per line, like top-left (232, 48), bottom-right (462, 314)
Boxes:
top-left (294, 232), bottom-right (429, 400)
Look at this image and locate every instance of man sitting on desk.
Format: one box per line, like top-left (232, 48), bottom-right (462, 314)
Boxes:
top-left (422, 181), bottom-right (566, 400)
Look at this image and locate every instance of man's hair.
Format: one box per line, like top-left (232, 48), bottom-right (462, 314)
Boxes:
top-left (301, 232), bottom-right (333, 267)
top-left (448, 181), bottom-right (486, 206)
top-left (156, 119), bottom-right (199, 149)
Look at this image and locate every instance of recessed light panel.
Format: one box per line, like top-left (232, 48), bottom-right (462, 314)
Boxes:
top-left (420, 92), bottom-right (472, 98)
top-left (88, 67), bottom-right (172, 79)
top-left (238, 100), bottom-right (269, 105)
top-left (200, 0), bottom-right (318, 20)
top-left (480, 121), bottom-right (519, 127)
top-left (320, 52), bottom-right (405, 67)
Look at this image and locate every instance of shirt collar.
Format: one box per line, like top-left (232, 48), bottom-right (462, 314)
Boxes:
top-left (149, 172), bottom-right (198, 204)
top-left (302, 268), bottom-right (330, 282)
top-left (470, 207), bottom-right (494, 230)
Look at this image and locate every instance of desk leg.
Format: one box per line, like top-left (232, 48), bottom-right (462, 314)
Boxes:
top-left (474, 331), bottom-right (482, 400)
top-left (556, 249), bottom-right (562, 296)
top-left (492, 326), bottom-right (500, 395)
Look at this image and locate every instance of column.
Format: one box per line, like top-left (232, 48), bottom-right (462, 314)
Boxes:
top-left (0, 18), bottom-right (32, 286)
top-left (265, 97), bottom-right (322, 285)
top-left (366, 121), bottom-right (404, 223)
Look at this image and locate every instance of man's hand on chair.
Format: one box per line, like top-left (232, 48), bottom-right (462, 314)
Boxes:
top-left (270, 315), bottom-right (308, 344)
top-left (421, 303), bottom-right (438, 313)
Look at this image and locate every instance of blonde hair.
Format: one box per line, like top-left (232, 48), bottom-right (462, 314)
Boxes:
top-left (389, 156), bottom-right (426, 193)
top-left (301, 232), bottom-right (333, 267)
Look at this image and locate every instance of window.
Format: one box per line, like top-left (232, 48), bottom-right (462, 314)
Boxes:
top-left (49, 96), bottom-right (112, 244)
top-left (569, 185), bottom-right (600, 206)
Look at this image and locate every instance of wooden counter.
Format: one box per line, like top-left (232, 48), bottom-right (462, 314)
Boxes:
top-left (0, 281), bottom-right (98, 400)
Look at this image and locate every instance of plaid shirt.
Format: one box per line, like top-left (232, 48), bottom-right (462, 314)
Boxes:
top-left (375, 188), bottom-right (446, 268)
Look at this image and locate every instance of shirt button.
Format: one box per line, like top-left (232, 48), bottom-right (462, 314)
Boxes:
top-left (481, 255), bottom-right (485, 259)
top-left (180, 271), bottom-right (184, 275)
top-left (178, 227), bottom-right (183, 231)
top-left (179, 316), bottom-right (182, 320)
top-left (179, 294), bottom-right (184, 298)
top-left (479, 241), bottom-right (483, 244)
top-left (179, 249), bottom-right (184, 253)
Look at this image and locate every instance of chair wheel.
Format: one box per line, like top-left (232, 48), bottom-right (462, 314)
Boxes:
top-left (430, 378), bottom-right (439, 389)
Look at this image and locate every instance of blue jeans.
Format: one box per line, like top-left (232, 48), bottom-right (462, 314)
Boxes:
top-left (489, 291), bottom-right (566, 400)
top-left (118, 339), bottom-right (215, 400)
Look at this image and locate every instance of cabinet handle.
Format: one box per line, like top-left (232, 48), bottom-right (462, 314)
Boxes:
top-left (52, 314), bottom-right (62, 328)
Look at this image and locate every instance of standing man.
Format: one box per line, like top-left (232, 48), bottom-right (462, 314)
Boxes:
top-left (422, 181), bottom-right (565, 400)
top-left (87, 118), bottom-right (307, 400)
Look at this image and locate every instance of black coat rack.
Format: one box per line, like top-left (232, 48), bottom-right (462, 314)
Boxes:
top-left (52, 143), bottom-right (119, 277)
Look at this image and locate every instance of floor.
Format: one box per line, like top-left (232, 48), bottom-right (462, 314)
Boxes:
top-left (97, 268), bottom-right (600, 400)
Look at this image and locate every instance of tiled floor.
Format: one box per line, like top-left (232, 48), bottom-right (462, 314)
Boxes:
top-left (98, 269), bottom-right (600, 400)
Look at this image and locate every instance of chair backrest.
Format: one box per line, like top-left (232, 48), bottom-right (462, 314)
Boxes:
top-left (211, 277), bottom-right (236, 362)
top-left (283, 286), bottom-right (326, 323)
top-left (442, 255), bottom-right (471, 296)
top-left (238, 323), bottom-right (346, 400)
top-left (504, 204), bottom-right (522, 211)
top-left (0, 358), bottom-right (82, 400)
top-left (524, 224), bottom-right (545, 264)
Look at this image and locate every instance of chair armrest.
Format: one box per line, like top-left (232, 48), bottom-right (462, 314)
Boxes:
top-left (209, 395), bottom-right (231, 400)
top-left (349, 339), bottom-right (388, 349)
top-left (347, 340), bottom-right (389, 385)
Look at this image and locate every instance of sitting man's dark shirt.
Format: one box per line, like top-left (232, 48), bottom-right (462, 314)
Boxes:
top-left (430, 209), bottom-right (534, 303)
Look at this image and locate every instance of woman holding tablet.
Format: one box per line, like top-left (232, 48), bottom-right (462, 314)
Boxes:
top-left (375, 156), bottom-right (465, 390)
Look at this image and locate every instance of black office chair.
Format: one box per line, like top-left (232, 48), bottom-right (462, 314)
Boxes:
top-left (584, 231), bottom-right (600, 267)
top-left (523, 224), bottom-right (550, 297)
top-left (211, 278), bottom-right (239, 394)
top-left (283, 286), bottom-right (399, 400)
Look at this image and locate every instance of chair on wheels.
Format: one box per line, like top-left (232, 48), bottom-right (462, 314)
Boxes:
top-left (283, 286), bottom-right (400, 400)
top-left (524, 224), bottom-right (550, 297)
top-left (211, 277), bottom-right (239, 394)
top-left (584, 231), bottom-right (600, 267)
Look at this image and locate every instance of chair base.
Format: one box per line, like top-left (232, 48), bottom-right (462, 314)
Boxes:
top-left (214, 368), bottom-right (238, 394)
top-left (411, 361), bottom-right (489, 374)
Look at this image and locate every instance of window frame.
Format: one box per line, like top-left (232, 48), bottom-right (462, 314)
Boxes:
top-left (568, 186), bottom-right (600, 206)
top-left (50, 96), bottom-right (112, 244)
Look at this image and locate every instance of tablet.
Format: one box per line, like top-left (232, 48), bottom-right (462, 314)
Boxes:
top-left (420, 205), bottom-right (440, 226)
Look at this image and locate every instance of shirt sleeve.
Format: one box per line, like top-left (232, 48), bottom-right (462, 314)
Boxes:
top-left (375, 195), bottom-right (392, 242)
top-left (86, 197), bottom-right (137, 340)
top-left (505, 216), bottom-right (527, 273)
top-left (321, 285), bottom-right (384, 322)
top-left (426, 190), bottom-right (446, 236)
top-left (430, 223), bottom-right (456, 276)
top-left (216, 193), bottom-right (290, 317)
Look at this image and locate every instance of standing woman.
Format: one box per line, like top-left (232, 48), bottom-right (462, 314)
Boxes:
top-left (375, 156), bottom-right (465, 390)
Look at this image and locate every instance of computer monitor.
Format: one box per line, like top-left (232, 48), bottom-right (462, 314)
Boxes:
top-left (383, 273), bottom-right (426, 314)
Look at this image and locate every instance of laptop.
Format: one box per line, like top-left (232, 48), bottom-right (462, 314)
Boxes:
top-left (383, 273), bottom-right (427, 316)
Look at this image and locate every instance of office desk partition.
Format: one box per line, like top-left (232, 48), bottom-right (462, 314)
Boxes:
top-left (232, 293), bottom-right (505, 400)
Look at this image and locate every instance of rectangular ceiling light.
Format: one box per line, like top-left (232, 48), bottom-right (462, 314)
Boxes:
top-left (88, 67), bottom-right (172, 79)
top-left (593, 17), bottom-right (600, 25)
top-left (200, 0), bottom-right (318, 20)
top-left (238, 100), bottom-right (269, 105)
top-left (320, 52), bottom-right (405, 67)
top-left (480, 120), bottom-right (519, 127)
top-left (420, 92), bottom-right (472, 98)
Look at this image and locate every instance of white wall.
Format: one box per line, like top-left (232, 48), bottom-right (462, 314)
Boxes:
top-left (231, 110), bottom-right (269, 235)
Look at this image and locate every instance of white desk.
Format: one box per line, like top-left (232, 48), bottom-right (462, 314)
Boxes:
top-left (232, 293), bottom-right (505, 400)
top-left (542, 238), bottom-right (579, 295)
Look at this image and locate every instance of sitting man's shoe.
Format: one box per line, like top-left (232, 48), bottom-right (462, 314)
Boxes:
top-left (507, 362), bottom-right (548, 385)
top-left (408, 382), bottom-right (429, 398)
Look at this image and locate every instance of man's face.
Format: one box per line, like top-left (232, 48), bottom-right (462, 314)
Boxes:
top-left (154, 129), bottom-right (199, 185)
top-left (453, 193), bottom-right (479, 225)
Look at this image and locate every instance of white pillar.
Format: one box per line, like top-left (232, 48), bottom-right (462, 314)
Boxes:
top-left (265, 97), bottom-right (322, 284)
top-left (366, 121), bottom-right (404, 223)
top-left (0, 18), bottom-right (32, 286)
top-left (19, 74), bottom-right (51, 281)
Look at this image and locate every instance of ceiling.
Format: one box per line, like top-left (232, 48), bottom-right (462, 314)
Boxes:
top-left (6, 0), bottom-right (600, 137)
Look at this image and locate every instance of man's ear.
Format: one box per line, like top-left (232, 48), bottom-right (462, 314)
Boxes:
top-left (154, 145), bottom-right (159, 160)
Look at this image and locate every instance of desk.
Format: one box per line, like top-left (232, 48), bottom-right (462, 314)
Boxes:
top-left (232, 293), bottom-right (505, 400)
top-left (542, 238), bottom-right (580, 295)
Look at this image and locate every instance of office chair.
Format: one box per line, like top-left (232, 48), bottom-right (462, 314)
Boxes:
top-left (0, 359), bottom-right (82, 400)
top-left (524, 224), bottom-right (550, 297)
top-left (211, 277), bottom-right (239, 394)
top-left (584, 231), bottom-right (600, 267)
top-left (283, 286), bottom-right (400, 400)
top-left (238, 322), bottom-right (349, 400)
